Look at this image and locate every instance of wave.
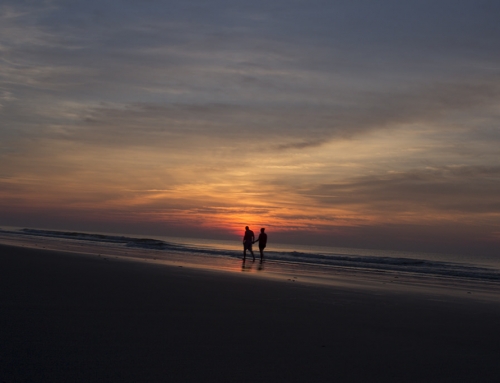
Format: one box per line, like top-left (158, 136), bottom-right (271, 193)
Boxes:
top-left (16, 228), bottom-right (237, 256)
top-left (268, 251), bottom-right (500, 281)
top-left (4, 228), bottom-right (500, 282)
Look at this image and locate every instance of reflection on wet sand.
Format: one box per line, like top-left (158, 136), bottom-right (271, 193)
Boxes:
top-left (242, 259), bottom-right (265, 272)
top-left (258, 260), bottom-right (265, 271)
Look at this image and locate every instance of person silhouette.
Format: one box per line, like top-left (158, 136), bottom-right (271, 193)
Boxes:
top-left (255, 228), bottom-right (267, 262)
top-left (242, 226), bottom-right (255, 261)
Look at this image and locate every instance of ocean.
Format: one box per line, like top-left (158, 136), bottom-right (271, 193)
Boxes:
top-left (1, 226), bottom-right (499, 286)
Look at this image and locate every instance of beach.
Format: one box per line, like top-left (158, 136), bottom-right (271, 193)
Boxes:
top-left (1, 242), bottom-right (500, 382)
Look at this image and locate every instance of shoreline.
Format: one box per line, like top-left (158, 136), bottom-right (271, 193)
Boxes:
top-left (1, 233), bottom-right (499, 302)
top-left (1, 243), bottom-right (500, 382)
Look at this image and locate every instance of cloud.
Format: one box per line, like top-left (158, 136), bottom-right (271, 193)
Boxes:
top-left (1, 0), bottom-right (500, 151)
top-left (300, 166), bottom-right (500, 216)
top-left (3, 73), bottom-right (498, 155)
top-left (274, 139), bottom-right (327, 150)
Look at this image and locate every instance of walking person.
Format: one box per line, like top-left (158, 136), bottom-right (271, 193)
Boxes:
top-left (255, 228), bottom-right (267, 262)
top-left (242, 226), bottom-right (255, 261)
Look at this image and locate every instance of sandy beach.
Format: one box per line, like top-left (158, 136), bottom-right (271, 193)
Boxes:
top-left (1, 243), bottom-right (500, 382)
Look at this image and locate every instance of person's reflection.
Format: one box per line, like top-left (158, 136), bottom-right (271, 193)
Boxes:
top-left (258, 259), bottom-right (265, 271)
top-left (241, 258), bottom-right (253, 272)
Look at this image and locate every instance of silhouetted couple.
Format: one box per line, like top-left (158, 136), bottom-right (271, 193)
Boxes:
top-left (243, 226), bottom-right (267, 262)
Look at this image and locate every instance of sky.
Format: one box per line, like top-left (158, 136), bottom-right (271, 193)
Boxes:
top-left (1, 0), bottom-right (499, 255)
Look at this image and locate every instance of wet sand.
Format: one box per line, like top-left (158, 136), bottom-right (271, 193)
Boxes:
top-left (1, 243), bottom-right (500, 382)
